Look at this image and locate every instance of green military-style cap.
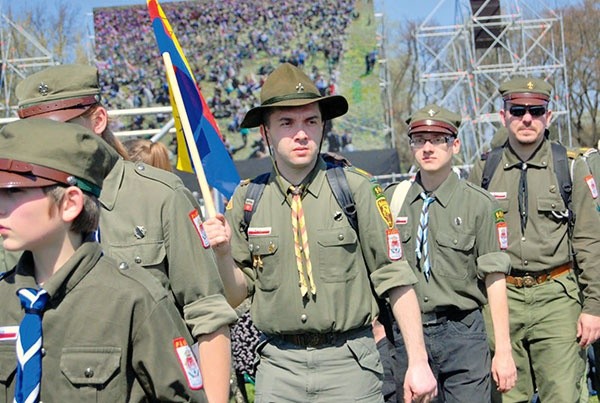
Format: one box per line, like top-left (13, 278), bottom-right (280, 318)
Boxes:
top-left (498, 76), bottom-right (552, 106)
top-left (406, 104), bottom-right (462, 137)
top-left (0, 119), bottom-right (118, 197)
top-left (16, 64), bottom-right (101, 121)
top-left (240, 63), bottom-right (348, 128)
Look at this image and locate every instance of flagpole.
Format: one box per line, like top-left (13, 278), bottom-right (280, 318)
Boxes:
top-left (162, 51), bottom-right (217, 218)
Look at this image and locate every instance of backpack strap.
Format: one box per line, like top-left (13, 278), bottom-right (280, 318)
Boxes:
top-left (389, 180), bottom-right (413, 219)
top-left (551, 142), bottom-right (573, 215)
top-left (325, 161), bottom-right (358, 233)
top-left (481, 147), bottom-right (504, 190)
top-left (239, 172), bottom-right (270, 238)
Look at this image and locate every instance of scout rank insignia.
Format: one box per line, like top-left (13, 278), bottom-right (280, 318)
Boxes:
top-left (494, 209), bottom-right (508, 250)
top-left (372, 182), bottom-right (403, 260)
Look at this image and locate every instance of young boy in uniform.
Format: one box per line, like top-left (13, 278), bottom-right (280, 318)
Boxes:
top-left (0, 119), bottom-right (207, 402)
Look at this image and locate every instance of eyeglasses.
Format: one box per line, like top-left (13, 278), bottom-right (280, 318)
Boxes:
top-left (508, 105), bottom-right (547, 117)
top-left (409, 136), bottom-right (454, 148)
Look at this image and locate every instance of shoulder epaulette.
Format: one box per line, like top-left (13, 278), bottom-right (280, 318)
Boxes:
top-left (131, 162), bottom-right (184, 188)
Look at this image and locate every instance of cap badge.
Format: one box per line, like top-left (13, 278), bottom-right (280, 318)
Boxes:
top-left (527, 81), bottom-right (534, 90)
top-left (295, 83), bottom-right (305, 93)
top-left (38, 82), bottom-right (49, 96)
top-left (427, 109), bottom-right (437, 117)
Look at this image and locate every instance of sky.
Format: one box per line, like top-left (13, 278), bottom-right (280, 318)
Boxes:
top-left (4, 0), bottom-right (584, 30)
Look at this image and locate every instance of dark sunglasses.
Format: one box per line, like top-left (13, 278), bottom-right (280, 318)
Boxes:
top-left (508, 105), bottom-right (547, 117)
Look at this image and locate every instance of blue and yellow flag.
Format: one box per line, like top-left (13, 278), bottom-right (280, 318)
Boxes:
top-left (148, 0), bottom-right (240, 199)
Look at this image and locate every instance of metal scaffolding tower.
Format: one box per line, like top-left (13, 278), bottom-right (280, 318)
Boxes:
top-left (0, 12), bottom-right (56, 118)
top-left (375, 12), bottom-right (395, 148)
top-left (415, 0), bottom-right (572, 164)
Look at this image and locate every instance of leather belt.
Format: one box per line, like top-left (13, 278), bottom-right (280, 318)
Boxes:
top-left (272, 326), bottom-right (368, 348)
top-left (506, 262), bottom-right (572, 288)
top-left (421, 309), bottom-right (477, 327)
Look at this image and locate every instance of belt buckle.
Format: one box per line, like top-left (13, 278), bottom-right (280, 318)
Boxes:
top-left (522, 275), bottom-right (536, 287)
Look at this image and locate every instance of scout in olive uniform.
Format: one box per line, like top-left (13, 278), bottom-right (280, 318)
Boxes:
top-left (385, 105), bottom-right (516, 402)
top-left (0, 119), bottom-right (206, 402)
top-left (203, 63), bottom-right (437, 402)
top-left (14, 65), bottom-right (237, 402)
top-left (468, 77), bottom-right (600, 402)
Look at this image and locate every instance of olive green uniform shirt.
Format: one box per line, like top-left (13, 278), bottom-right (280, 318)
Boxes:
top-left (385, 172), bottom-right (510, 313)
top-left (99, 159), bottom-right (237, 337)
top-left (0, 248), bottom-right (18, 273)
top-left (469, 140), bottom-right (600, 315)
top-left (0, 242), bottom-right (206, 402)
top-left (225, 157), bottom-right (417, 335)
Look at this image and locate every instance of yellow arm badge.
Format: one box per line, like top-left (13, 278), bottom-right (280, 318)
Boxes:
top-left (377, 198), bottom-right (394, 229)
top-left (494, 209), bottom-right (505, 223)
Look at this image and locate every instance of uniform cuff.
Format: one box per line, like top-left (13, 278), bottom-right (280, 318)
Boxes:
top-left (476, 252), bottom-right (511, 279)
top-left (371, 260), bottom-right (418, 299)
top-left (184, 294), bottom-right (238, 338)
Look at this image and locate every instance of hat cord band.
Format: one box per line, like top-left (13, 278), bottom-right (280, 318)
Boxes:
top-left (17, 95), bottom-right (99, 119)
top-left (0, 158), bottom-right (100, 197)
top-left (262, 92), bottom-right (322, 106)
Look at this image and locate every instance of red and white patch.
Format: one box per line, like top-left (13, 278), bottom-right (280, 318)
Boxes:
top-left (386, 228), bottom-right (403, 261)
top-left (496, 222), bottom-right (508, 250)
top-left (189, 210), bottom-right (210, 249)
top-left (490, 192), bottom-right (507, 200)
top-left (585, 175), bottom-right (598, 199)
top-left (173, 337), bottom-right (203, 390)
top-left (247, 227), bottom-right (272, 236)
top-left (0, 326), bottom-right (18, 342)
top-left (395, 217), bottom-right (408, 225)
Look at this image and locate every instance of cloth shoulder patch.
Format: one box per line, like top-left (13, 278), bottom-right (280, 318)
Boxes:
top-left (494, 209), bottom-right (508, 250)
top-left (386, 229), bottom-right (403, 260)
top-left (174, 337), bottom-right (203, 390)
top-left (584, 175), bottom-right (598, 199)
top-left (189, 209), bottom-right (210, 248)
top-left (376, 197), bottom-right (394, 229)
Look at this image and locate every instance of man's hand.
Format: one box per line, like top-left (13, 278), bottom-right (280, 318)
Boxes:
top-left (577, 313), bottom-right (600, 347)
top-left (203, 214), bottom-right (232, 257)
top-left (491, 349), bottom-right (517, 393)
top-left (403, 360), bottom-right (437, 403)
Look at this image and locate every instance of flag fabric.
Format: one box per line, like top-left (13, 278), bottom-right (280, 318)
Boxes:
top-left (147, 0), bottom-right (240, 199)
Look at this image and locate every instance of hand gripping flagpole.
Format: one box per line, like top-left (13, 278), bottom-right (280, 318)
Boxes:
top-left (162, 51), bottom-right (217, 218)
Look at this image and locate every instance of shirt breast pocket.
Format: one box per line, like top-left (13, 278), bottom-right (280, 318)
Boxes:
top-left (317, 227), bottom-right (358, 282)
top-left (536, 196), bottom-right (567, 239)
top-left (60, 347), bottom-right (121, 400)
top-left (248, 235), bottom-right (280, 291)
top-left (434, 231), bottom-right (475, 280)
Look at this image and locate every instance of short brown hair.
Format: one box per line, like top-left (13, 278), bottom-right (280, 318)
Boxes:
top-left (43, 185), bottom-right (100, 235)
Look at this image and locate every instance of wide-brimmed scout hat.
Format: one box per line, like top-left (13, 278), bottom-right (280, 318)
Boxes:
top-left (15, 64), bottom-right (101, 121)
top-left (498, 76), bottom-right (552, 106)
top-left (240, 63), bottom-right (348, 128)
top-left (0, 119), bottom-right (118, 197)
top-left (406, 104), bottom-right (462, 137)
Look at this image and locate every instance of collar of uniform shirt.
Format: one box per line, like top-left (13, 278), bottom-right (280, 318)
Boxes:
top-left (503, 139), bottom-right (550, 169)
top-left (411, 171), bottom-right (459, 208)
top-left (274, 157), bottom-right (327, 203)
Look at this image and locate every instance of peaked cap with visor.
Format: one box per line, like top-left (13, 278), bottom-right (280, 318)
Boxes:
top-left (406, 104), bottom-right (462, 137)
top-left (240, 63), bottom-right (349, 128)
top-left (498, 76), bottom-right (553, 106)
top-left (15, 64), bottom-right (101, 121)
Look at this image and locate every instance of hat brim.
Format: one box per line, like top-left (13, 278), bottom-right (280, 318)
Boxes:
top-left (240, 95), bottom-right (348, 128)
top-left (0, 171), bottom-right (58, 188)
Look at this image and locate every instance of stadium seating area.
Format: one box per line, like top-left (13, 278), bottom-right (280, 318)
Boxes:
top-left (93, 0), bottom-right (358, 143)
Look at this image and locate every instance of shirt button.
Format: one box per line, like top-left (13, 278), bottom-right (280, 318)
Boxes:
top-left (551, 203), bottom-right (556, 209)
top-left (521, 237), bottom-right (526, 242)
top-left (134, 256), bottom-right (142, 264)
top-left (338, 234), bottom-right (344, 241)
top-left (524, 260), bottom-right (529, 266)
top-left (453, 239), bottom-right (458, 245)
top-left (424, 297), bottom-right (429, 302)
top-left (84, 368), bottom-right (94, 378)
top-left (119, 262), bottom-right (129, 270)
top-left (300, 314), bottom-right (308, 323)
top-left (41, 347), bottom-right (46, 357)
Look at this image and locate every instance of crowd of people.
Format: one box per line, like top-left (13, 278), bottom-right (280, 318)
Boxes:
top-left (93, 0), bottom-right (358, 142)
